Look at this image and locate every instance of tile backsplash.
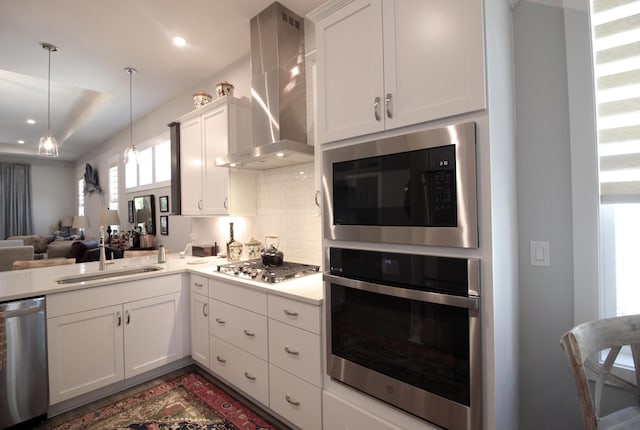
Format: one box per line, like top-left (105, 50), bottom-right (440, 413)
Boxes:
top-left (191, 162), bottom-right (322, 267)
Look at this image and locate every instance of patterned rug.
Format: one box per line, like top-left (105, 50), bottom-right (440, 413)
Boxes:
top-left (49, 372), bottom-right (280, 430)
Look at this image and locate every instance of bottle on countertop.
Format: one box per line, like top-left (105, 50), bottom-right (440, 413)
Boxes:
top-left (226, 222), bottom-right (243, 261)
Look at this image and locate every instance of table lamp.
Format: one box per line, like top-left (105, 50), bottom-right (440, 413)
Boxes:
top-left (61, 216), bottom-right (74, 236)
top-left (99, 209), bottom-right (121, 244)
top-left (72, 215), bottom-right (90, 240)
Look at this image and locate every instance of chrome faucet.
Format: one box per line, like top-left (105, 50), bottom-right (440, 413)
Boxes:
top-left (99, 226), bottom-right (107, 271)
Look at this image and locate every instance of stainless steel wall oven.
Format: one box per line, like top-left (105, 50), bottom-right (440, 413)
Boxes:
top-left (325, 247), bottom-right (481, 430)
top-left (323, 121), bottom-right (478, 248)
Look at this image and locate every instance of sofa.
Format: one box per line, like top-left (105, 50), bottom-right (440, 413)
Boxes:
top-left (6, 235), bottom-right (98, 261)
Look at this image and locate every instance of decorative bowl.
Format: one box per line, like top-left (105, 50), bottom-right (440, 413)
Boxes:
top-left (193, 91), bottom-right (213, 109)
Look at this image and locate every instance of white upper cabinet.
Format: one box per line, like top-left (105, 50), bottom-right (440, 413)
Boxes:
top-left (310, 0), bottom-right (486, 144)
top-left (178, 96), bottom-right (257, 216)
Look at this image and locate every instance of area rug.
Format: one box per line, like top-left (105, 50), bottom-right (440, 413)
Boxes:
top-left (49, 372), bottom-right (280, 430)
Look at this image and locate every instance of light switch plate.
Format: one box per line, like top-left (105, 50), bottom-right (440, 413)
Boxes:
top-left (530, 241), bottom-right (550, 266)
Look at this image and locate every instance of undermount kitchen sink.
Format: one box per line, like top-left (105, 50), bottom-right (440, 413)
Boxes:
top-left (54, 266), bottom-right (163, 284)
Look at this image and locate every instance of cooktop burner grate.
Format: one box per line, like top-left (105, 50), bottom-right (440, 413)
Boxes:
top-left (217, 259), bottom-right (320, 283)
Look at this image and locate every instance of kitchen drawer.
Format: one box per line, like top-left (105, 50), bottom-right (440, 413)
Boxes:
top-left (268, 319), bottom-right (322, 387)
top-left (209, 279), bottom-right (267, 315)
top-left (269, 364), bottom-right (322, 430)
top-left (268, 294), bottom-right (321, 334)
top-left (210, 299), bottom-right (268, 360)
top-left (210, 336), bottom-right (269, 406)
top-left (190, 274), bottom-right (208, 295)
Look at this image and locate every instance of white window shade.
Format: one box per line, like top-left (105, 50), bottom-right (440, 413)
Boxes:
top-left (593, 0), bottom-right (640, 203)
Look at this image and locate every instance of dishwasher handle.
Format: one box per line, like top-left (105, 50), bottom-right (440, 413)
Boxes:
top-left (0, 304), bottom-right (42, 319)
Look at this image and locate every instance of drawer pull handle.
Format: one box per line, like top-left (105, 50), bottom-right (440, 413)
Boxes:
top-left (284, 346), bottom-right (299, 356)
top-left (285, 395), bottom-right (301, 406)
top-left (216, 356), bottom-right (226, 364)
top-left (244, 372), bottom-right (256, 381)
top-left (244, 329), bottom-right (256, 337)
top-left (194, 282), bottom-right (203, 287)
top-left (216, 318), bottom-right (226, 325)
top-left (283, 309), bottom-right (299, 317)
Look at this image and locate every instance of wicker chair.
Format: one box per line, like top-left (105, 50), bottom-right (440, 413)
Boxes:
top-left (560, 314), bottom-right (640, 430)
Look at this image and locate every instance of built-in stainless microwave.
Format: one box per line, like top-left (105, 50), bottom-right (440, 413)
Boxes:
top-left (323, 121), bottom-right (478, 248)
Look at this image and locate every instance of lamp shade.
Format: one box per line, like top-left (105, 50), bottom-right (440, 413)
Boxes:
top-left (72, 215), bottom-right (90, 229)
top-left (99, 209), bottom-right (121, 226)
top-left (61, 216), bottom-right (74, 228)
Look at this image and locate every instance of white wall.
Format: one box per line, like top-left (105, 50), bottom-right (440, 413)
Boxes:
top-left (0, 155), bottom-right (75, 236)
top-left (514, 1), bottom-right (582, 427)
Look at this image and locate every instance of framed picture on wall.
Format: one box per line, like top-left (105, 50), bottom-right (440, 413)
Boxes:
top-left (160, 215), bottom-right (168, 235)
top-left (127, 200), bottom-right (135, 223)
top-left (159, 195), bottom-right (169, 213)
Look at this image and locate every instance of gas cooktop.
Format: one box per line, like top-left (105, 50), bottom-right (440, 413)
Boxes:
top-left (217, 259), bottom-right (320, 284)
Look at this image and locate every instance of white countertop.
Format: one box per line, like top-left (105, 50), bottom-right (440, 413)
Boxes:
top-left (0, 253), bottom-right (323, 305)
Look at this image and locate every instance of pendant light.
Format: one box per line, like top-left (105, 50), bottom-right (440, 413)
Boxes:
top-left (38, 42), bottom-right (59, 157)
top-left (123, 67), bottom-right (139, 164)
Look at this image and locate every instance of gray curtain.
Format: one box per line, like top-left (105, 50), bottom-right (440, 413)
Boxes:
top-left (0, 163), bottom-right (33, 238)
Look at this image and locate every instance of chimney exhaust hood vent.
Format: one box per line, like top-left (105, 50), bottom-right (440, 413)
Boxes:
top-left (217, 1), bottom-right (313, 170)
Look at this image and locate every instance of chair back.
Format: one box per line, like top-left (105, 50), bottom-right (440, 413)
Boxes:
top-left (0, 246), bottom-right (34, 271)
top-left (12, 258), bottom-right (75, 270)
top-left (561, 314), bottom-right (640, 430)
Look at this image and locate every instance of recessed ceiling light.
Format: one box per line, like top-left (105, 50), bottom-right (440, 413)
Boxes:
top-left (17, 140), bottom-right (24, 144)
top-left (276, 152), bottom-right (285, 157)
top-left (173, 36), bottom-right (186, 47)
top-left (26, 119), bottom-right (35, 124)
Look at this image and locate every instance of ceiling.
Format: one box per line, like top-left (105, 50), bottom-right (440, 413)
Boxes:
top-left (0, 0), bottom-right (324, 162)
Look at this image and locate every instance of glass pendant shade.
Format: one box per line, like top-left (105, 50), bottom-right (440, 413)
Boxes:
top-left (124, 144), bottom-right (139, 165)
top-left (39, 42), bottom-right (59, 157)
top-left (124, 67), bottom-right (138, 164)
top-left (38, 131), bottom-right (59, 156)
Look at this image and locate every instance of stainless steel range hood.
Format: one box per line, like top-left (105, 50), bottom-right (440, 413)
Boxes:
top-left (217, 1), bottom-right (313, 170)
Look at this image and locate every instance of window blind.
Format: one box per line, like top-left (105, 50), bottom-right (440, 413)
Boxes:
top-left (109, 165), bottom-right (118, 208)
top-left (593, 0), bottom-right (640, 203)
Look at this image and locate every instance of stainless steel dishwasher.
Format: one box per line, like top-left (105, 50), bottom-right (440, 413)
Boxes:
top-left (0, 296), bottom-right (48, 429)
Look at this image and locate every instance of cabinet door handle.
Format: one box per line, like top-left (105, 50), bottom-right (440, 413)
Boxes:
top-left (285, 395), bottom-right (301, 406)
top-left (202, 303), bottom-right (208, 317)
top-left (374, 96), bottom-right (381, 121)
top-left (126, 310), bottom-right (131, 325)
top-left (314, 190), bottom-right (320, 207)
top-left (244, 372), bottom-right (257, 381)
top-left (244, 329), bottom-right (255, 337)
top-left (116, 311), bottom-right (122, 327)
top-left (284, 346), bottom-right (299, 356)
top-left (283, 309), bottom-right (299, 317)
top-left (216, 355), bottom-right (226, 364)
top-left (223, 197), bottom-right (228, 210)
top-left (198, 200), bottom-right (203, 210)
top-left (385, 93), bottom-right (393, 118)
top-left (216, 318), bottom-right (226, 325)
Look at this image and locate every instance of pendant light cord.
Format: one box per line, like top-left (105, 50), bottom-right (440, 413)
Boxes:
top-left (129, 68), bottom-right (133, 147)
top-left (47, 46), bottom-right (51, 131)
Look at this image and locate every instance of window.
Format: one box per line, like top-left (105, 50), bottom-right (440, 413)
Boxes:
top-left (125, 132), bottom-right (171, 190)
top-left (109, 165), bottom-right (118, 210)
top-left (588, 0), bottom-right (640, 372)
top-left (591, 0), bottom-right (640, 319)
top-left (78, 178), bottom-right (85, 216)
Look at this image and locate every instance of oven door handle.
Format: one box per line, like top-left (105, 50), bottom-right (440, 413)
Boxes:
top-left (324, 274), bottom-right (479, 310)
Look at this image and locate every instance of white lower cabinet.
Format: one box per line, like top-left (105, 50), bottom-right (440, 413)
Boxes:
top-left (210, 336), bottom-right (270, 406)
top-left (270, 364), bottom-right (322, 430)
top-left (190, 275), bottom-right (210, 368)
top-left (47, 275), bottom-right (186, 405)
top-left (204, 279), bottom-right (323, 429)
top-left (322, 391), bottom-right (404, 430)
